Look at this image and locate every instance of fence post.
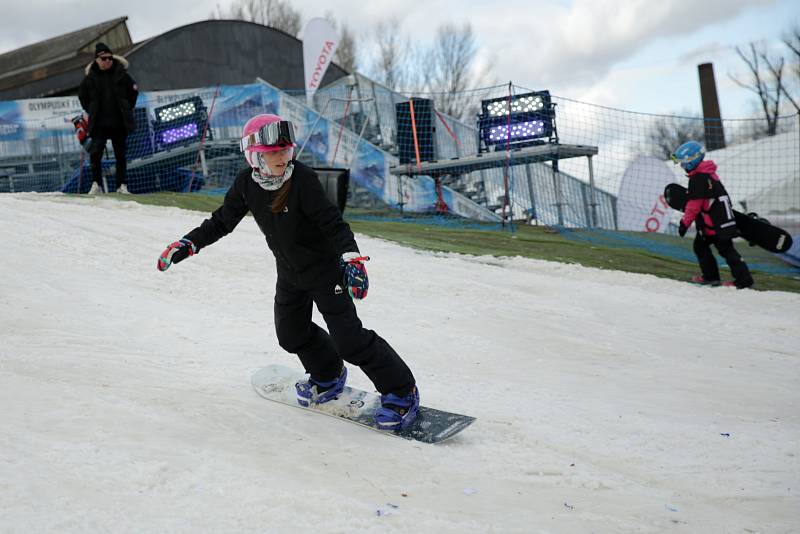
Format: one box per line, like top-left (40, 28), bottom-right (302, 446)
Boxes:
top-left (54, 125), bottom-right (66, 189)
top-left (368, 80), bottom-right (384, 148)
top-left (586, 155), bottom-right (598, 228)
top-left (397, 175), bottom-right (405, 217)
top-left (524, 163), bottom-right (537, 224)
top-left (200, 148), bottom-right (208, 178)
top-left (552, 158), bottom-right (564, 226)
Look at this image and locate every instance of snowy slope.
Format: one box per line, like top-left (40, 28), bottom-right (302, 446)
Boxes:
top-left (1, 193), bottom-right (798, 533)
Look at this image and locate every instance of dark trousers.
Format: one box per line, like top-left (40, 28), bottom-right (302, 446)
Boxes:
top-left (89, 127), bottom-right (128, 187)
top-left (693, 233), bottom-right (753, 287)
top-left (274, 276), bottom-right (415, 396)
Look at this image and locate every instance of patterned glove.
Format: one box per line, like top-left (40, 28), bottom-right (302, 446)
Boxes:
top-left (340, 252), bottom-right (370, 300)
top-left (678, 221), bottom-right (688, 237)
top-left (157, 238), bottom-right (196, 271)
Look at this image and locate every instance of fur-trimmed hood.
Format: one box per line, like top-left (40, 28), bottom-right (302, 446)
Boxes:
top-left (85, 54), bottom-right (129, 75)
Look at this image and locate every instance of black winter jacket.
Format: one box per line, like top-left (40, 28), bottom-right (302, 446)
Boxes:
top-left (184, 161), bottom-right (359, 288)
top-left (78, 55), bottom-right (139, 135)
top-left (686, 169), bottom-right (738, 239)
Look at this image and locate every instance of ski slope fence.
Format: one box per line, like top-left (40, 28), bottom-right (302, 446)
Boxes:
top-left (0, 79), bottom-right (798, 238)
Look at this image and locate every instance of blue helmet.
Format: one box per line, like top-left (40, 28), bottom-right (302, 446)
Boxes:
top-left (671, 140), bottom-right (705, 171)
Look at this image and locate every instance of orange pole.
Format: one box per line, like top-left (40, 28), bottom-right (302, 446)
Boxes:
top-left (409, 99), bottom-right (422, 171)
top-left (434, 109), bottom-right (462, 148)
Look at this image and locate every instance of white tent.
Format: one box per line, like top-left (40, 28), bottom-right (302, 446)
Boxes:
top-left (677, 129), bottom-right (798, 209)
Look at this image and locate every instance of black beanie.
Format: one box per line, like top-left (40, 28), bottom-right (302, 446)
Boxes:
top-left (94, 42), bottom-right (112, 57)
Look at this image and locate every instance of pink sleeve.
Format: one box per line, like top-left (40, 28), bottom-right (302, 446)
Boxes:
top-left (682, 198), bottom-right (704, 228)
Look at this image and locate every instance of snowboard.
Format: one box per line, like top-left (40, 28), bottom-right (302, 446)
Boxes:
top-left (251, 365), bottom-right (476, 444)
top-left (664, 183), bottom-right (793, 253)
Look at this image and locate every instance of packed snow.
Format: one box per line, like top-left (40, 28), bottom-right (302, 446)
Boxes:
top-left (1, 193), bottom-right (798, 533)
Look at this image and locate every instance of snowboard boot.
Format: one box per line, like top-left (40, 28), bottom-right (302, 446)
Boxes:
top-left (690, 275), bottom-right (721, 287)
top-left (295, 366), bottom-right (347, 407)
top-left (734, 277), bottom-right (754, 289)
top-left (375, 386), bottom-right (419, 431)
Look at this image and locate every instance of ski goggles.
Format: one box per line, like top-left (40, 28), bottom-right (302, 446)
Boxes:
top-left (240, 120), bottom-right (296, 152)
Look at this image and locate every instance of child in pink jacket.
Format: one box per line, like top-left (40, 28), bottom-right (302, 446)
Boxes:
top-left (672, 141), bottom-right (753, 289)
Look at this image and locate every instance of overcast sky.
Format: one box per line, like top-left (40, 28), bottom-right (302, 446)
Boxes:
top-left (1, 0), bottom-right (798, 117)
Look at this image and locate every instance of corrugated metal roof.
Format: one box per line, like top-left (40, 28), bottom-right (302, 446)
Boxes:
top-left (0, 45), bottom-right (136, 96)
top-left (0, 17), bottom-right (128, 78)
top-left (0, 19), bottom-right (348, 101)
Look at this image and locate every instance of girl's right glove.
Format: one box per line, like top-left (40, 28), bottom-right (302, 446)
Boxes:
top-left (340, 253), bottom-right (370, 300)
top-left (157, 238), bottom-right (196, 271)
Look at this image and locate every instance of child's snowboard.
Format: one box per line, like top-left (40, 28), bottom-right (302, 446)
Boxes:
top-left (251, 364), bottom-right (475, 444)
top-left (664, 183), bottom-right (793, 253)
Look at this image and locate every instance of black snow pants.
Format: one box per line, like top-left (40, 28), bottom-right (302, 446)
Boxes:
top-left (273, 275), bottom-right (415, 396)
top-left (693, 233), bottom-right (754, 288)
top-left (89, 126), bottom-right (128, 187)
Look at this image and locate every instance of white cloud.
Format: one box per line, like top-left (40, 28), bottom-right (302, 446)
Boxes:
top-left (468, 0), bottom-right (771, 93)
top-left (0, 0), bottom-right (785, 119)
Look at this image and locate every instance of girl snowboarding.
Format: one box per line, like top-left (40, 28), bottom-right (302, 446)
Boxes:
top-left (157, 113), bottom-right (419, 430)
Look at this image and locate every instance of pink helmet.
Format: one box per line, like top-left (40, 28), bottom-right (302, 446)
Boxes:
top-left (241, 113), bottom-right (296, 169)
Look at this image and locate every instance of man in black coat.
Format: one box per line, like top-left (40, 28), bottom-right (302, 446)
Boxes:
top-left (78, 42), bottom-right (139, 194)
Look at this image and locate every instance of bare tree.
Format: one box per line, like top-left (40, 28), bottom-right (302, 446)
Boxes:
top-left (272, 2), bottom-right (302, 36)
top-left (324, 13), bottom-right (357, 73)
top-left (422, 23), bottom-right (492, 121)
top-left (336, 25), bottom-right (357, 73)
top-left (730, 42), bottom-right (785, 135)
top-left (361, 19), bottom-right (492, 110)
top-left (780, 24), bottom-right (800, 111)
top-left (359, 17), bottom-right (430, 91)
top-left (647, 113), bottom-right (706, 159)
top-left (212, 0), bottom-right (302, 37)
top-left (370, 17), bottom-right (409, 91)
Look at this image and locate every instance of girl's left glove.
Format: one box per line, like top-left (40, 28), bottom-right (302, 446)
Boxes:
top-left (157, 238), bottom-right (196, 271)
top-left (340, 252), bottom-right (370, 300)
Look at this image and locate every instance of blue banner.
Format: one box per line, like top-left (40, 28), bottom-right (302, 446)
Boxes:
top-left (0, 101), bottom-right (23, 141)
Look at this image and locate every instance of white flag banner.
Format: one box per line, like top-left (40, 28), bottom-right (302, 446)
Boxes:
top-left (302, 18), bottom-right (339, 106)
top-left (617, 156), bottom-right (680, 233)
